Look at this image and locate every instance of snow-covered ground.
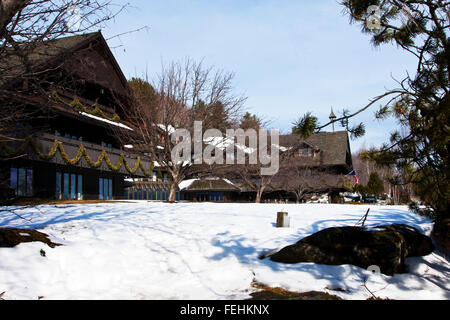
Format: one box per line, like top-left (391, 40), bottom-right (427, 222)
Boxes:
top-left (0, 202), bottom-right (448, 300)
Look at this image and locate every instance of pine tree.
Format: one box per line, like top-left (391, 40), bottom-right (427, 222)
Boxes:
top-left (293, 1), bottom-right (449, 249)
top-left (366, 172), bottom-right (384, 196)
top-left (128, 78), bottom-right (160, 121)
top-left (240, 112), bottom-right (262, 130)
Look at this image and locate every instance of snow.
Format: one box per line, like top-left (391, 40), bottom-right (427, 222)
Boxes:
top-left (156, 124), bottom-right (176, 134)
top-left (178, 178), bottom-right (237, 191)
top-left (178, 179), bottom-right (198, 190)
top-left (203, 135), bottom-right (257, 155)
top-left (80, 112), bottom-right (133, 130)
top-left (0, 202), bottom-right (448, 300)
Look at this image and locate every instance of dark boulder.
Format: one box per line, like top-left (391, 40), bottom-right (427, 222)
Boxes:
top-left (0, 228), bottom-right (61, 248)
top-left (266, 224), bottom-right (434, 275)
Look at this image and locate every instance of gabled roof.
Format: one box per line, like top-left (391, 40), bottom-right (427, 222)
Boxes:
top-left (279, 131), bottom-right (351, 167)
top-left (1, 33), bottom-right (96, 86)
top-left (0, 32), bottom-right (130, 94)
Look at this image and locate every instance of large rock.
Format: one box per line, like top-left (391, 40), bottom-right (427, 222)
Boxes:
top-left (266, 224), bottom-right (434, 275)
top-left (0, 228), bottom-right (61, 248)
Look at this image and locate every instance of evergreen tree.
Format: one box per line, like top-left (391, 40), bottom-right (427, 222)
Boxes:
top-left (293, 1), bottom-right (449, 249)
top-left (128, 78), bottom-right (159, 121)
top-left (209, 101), bottom-right (231, 132)
top-left (366, 172), bottom-right (384, 196)
top-left (240, 112), bottom-right (262, 130)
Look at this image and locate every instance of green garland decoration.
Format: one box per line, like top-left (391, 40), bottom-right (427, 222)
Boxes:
top-left (51, 91), bottom-right (121, 123)
top-left (1, 137), bottom-right (154, 176)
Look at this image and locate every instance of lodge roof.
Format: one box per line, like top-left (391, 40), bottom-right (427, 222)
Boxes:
top-left (279, 131), bottom-right (352, 168)
top-left (1, 33), bottom-right (97, 86)
top-left (180, 178), bottom-right (240, 192)
top-left (0, 31), bottom-right (130, 96)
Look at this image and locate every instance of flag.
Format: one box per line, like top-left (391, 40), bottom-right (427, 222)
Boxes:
top-left (348, 170), bottom-right (359, 183)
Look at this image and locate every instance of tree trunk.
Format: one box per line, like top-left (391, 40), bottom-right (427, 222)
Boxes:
top-left (255, 188), bottom-right (263, 203)
top-left (168, 181), bottom-right (178, 203)
top-left (295, 190), bottom-right (304, 204)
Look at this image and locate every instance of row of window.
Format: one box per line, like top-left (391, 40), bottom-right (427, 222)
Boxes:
top-left (99, 178), bottom-right (113, 200)
top-left (210, 191), bottom-right (224, 201)
top-left (10, 168), bottom-right (33, 196)
top-left (10, 167), bottom-right (226, 202)
top-left (56, 173), bottom-right (113, 200)
top-left (133, 172), bottom-right (170, 183)
top-left (193, 192), bottom-right (225, 202)
top-left (10, 167), bottom-right (114, 200)
top-left (294, 148), bottom-right (314, 157)
top-left (56, 172), bottom-right (83, 200)
top-left (125, 188), bottom-right (182, 201)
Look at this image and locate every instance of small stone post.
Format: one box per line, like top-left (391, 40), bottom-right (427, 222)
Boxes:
top-left (276, 212), bottom-right (289, 228)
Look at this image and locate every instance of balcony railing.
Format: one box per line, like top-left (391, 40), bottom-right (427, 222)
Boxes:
top-left (3, 132), bottom-right (154, 177)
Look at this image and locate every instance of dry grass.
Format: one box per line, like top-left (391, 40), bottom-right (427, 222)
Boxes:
top-left (248, 282), bottom-right (342, 300)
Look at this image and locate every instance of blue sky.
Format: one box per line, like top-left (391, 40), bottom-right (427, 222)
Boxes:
top-left (102, 0), bottom-right (417, 154)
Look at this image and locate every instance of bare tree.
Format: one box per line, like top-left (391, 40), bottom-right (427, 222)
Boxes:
top-left (352, 150), bottom-right (393, 193)
top-left (225, 161), bottom-right (277, 203)
top-left (114, 59), bottom-right (246, 202)
top-left (215, 134), bottom-right (283, 203)
top-left (276, 162), bottom-right (313, 203)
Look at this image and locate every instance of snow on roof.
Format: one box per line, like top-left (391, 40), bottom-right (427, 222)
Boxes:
top-left (157, 124), bottom-right (176, 134)
top-left (203, 135), bottom-right (257, 154)
top-left (178, 179), bottom-right (198, 190)
top-left (80, 112), bottom-right (133, 130)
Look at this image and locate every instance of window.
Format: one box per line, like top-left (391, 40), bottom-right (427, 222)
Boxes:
top-left (77, 175), bottom-right (83, 200)
top-left (70, 174), bottom-right (76, 200)
top-left (99, 178), bottom-right (103, 200)
top-left (99, 178), bottom-right (113, 200)
top-left (295, 148), bottom-right (312, 157)
top-left (56, 172), bottom-right (62, 199)
top-left (10, 167), bottom-right (33, 196)
top-left (56, 172), bottom-right (83, 200)
top-left (210, 191), bottom-right (224, 202)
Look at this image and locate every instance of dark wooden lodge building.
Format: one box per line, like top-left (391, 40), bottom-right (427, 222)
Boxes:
top-left (175, 131), bottom-right (354, 203)
top-left (179, 178), bottom-right (241, 202)
top-left (267, 130), bottom-right (354, 202)
top-left (1, 32), bottom-right (353, 203)
top-left (0, 32), bottom-right (158, 201)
